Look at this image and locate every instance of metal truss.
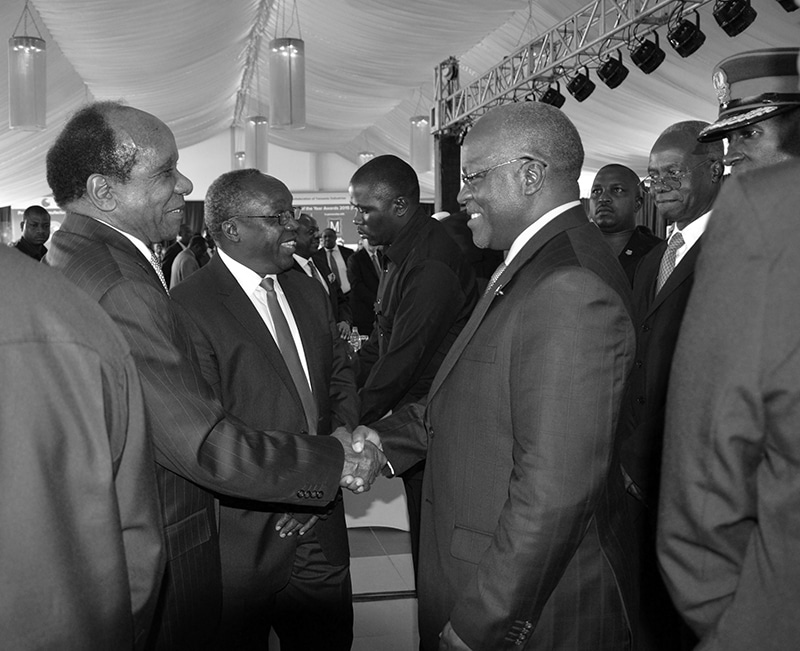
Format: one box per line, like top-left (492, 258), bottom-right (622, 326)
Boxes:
top-left (432, 0), bottom-right (715, 136)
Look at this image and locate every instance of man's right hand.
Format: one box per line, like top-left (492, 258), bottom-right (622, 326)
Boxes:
top-left (333, 428), bottom-right (387, 493)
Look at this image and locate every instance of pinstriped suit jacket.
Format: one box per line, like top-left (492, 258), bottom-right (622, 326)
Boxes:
top-left (375, 206), bottom-right (638, 650)
top-left (46, 213), bottom-right (346, 651)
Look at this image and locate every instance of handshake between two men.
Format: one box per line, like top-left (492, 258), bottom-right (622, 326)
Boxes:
top-left (334, 425), bottom-right (388, 493)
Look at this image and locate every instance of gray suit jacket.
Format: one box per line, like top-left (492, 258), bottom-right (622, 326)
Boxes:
top-left (376, 206), bottom-right (637, 650)
top-left (46, 213), bottom-right (345, 650)
top-left (658, 160), bottom-right (800, 650)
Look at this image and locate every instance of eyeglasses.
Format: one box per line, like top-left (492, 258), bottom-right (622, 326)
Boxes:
top-left (642, 159), bottom-right (711, 192)
top-left (235, 209), bottom-right (297, 226)
top-left (461, 156), bottom-right (544, 188)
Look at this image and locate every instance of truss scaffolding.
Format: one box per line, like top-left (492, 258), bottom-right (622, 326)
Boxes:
top-left (432, 0), bottom-right (715, 136)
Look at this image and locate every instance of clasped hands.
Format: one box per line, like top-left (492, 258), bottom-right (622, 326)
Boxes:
top-left (333, 425), bottom-right (386, 493)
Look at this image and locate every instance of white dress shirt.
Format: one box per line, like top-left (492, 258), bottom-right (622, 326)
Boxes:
top-left (325, 246), bottom-right (351, 294)
top-left (218, 248), bottom-right (312, 385)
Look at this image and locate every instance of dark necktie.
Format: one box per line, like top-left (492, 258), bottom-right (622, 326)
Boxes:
top-left (307, 258), bottom-right (329, 295)
top-left (371, 252), bottom-right (382, 277)
top-left (261, 277), bottom-right (318, 435)
top-left (327, 249), bottom-right (341, 285)
top-left (656, 231), bottom-right (684, 293)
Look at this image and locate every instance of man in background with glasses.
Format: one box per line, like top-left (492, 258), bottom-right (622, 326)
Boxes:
top-left (172, 169), bottom-right (363, 650)
top-left (617, 121), bottom-right (724, 651)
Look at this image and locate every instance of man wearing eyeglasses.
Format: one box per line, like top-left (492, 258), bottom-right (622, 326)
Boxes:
top-left (617, 121), bottom-right (724, 651)
top-left (172, 169), bottom-right (363, 650)
top-left (360, 102), bottom-right (637, 650)
top-left (44, 102), bottom-right (384, 650)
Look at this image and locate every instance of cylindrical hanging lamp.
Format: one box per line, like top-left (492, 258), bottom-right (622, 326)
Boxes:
top-left (245, 116), bottom-right (269, 172)
top-left (269, 38), bottom-right (305, 129)
top-left (8, 2), bottom-right (47, 131)
top-left (230, 124), bottom-right (246, 170)
top-left (410, 116), bottom-right (432, 174)
top-left (357, 151), bottom-right (375, 166)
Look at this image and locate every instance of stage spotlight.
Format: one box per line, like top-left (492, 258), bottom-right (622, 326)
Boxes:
top-left (775, 0), bottom-right (798, 11)
top-left (668, 11), bottom-right (706, 57)
top-left (567, 68), bottom-right (595, 102)
top-left (540, 81), bottom-right (565, 108)
top-left (630, 33), bottom-right (666, 74)
top-left (597, 51), bottom-right (629, 88)
top-left (713, 0), bottom-right (757, 36)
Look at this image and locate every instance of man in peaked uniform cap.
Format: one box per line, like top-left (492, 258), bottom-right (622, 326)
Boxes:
top-left (698, 47), bottom-right (800, 174)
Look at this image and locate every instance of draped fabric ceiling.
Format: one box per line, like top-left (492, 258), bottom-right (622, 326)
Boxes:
top-left (1, 0), bottom-right (798, 207)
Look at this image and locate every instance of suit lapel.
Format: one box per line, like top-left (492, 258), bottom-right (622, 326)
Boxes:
top-left (428, 207), bottom-right (587, 400)
top-left (208, 256), bottom-right (305, 408)
top-left (63, 212), bottom-right (165, 290)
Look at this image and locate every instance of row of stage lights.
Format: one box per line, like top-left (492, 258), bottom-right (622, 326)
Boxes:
top-left (537, 0), bottom-right (796, 108)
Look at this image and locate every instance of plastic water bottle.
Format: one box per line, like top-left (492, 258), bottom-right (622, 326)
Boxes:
top-left (349, 326), bottom-right (362, 352)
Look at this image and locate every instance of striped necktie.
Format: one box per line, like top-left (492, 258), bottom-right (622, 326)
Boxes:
top-left (149, 251), bottom-right (170, 295)
top-left (656, 231), bottom-right (684, 293)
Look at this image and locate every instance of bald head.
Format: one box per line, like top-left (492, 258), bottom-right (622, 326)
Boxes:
top-left (349, 155), bottom-right (420, 205)
top-left (457, 102), bottom-right (585, 250)
top-left (653, 121), bottom-right (723, 161)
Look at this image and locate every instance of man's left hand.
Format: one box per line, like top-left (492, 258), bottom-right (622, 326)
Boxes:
top-left (439, 622), bottom-right (472, 650)
top-left (337, 321), bottom-right (350, 339)
top-left (275, 513), bottom-right (319, 538)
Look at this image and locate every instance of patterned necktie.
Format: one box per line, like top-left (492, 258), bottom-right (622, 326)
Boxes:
top-left (484, 262), bottom-right (507, 296)
top-left (656, 231), bottom-right (685, 293)
top-left (149, 251), bottom-right (170, 295)
top-left (307, 259), bottom-right (329, 295)
top-left (260, 277), bottom-right (318, 435)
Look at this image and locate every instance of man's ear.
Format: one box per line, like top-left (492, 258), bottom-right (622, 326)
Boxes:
top-left (220, 219), bottom-right (240, 243)
top-left (393, 196), bottom-right (409, 217)
top-left (710, 160), bottom-right (724, 183)
top-left (522, 159), bottom-right (546, 196)
top-left (634, 195), bottom-right (643, 212)
top-left (85, 174), bottom-right (117, 212)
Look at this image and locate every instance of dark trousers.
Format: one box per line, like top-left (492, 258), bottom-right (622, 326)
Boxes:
top-left (217, 530), bottom-right (353, 651)
top-left (402, 460), bottom-right (426, 575)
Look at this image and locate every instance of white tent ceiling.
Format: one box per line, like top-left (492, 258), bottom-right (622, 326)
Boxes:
top-left (1, 0), bottom-right (798, 207)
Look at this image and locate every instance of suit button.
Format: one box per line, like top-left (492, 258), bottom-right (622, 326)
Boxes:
top-left (636, 396), bottom-right (645, 405)
top-left (641, 324), bottom-right (651, 332)
top-left (635, 360), bottom-right (643, 368)
top-left (428, 426), bottom-right (434, 438)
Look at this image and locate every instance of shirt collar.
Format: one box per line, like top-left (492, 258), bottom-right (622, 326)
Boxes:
top-left (383, 207), bottom-right (431, 265)
top-left (505, 201), bottom-right (581, 265)
top-left (92, 217), bottom-right (155, 262)
top-left (217, 247), bottom-right (275, 295)
top-left (670, 210), bottom-right (711, 250)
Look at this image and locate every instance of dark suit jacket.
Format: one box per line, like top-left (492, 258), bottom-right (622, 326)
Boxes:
top-left (618, 226), bottom-right (663, 286)
top-left (375, 206), bottom-right (637, 650)
top-left (618, 235), bottom-right (702, 506)
top-left (294, 256), bottom-right (352, 324)
top-left (659, 161), bottom-right (800, 649)
top-left (313, 244), bottom-right (353, 293)
top-left (46, 213), bottom-right (345, 650)
top-left (171, 257), bottom-right (357, 603)
top-left (346, 247), bottom-right (380, 335)
top-left (0, 246), bottom-right (163, 651)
